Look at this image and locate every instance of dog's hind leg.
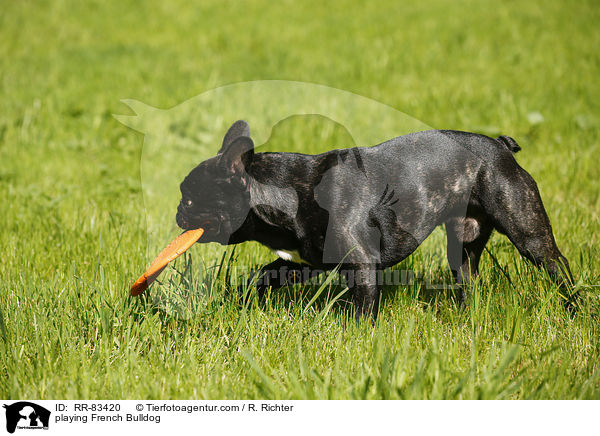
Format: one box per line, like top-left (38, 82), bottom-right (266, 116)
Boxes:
top-left (479, 165), bottom-right (575, 308)
top-left (446, 214), bottom-right (494, 305)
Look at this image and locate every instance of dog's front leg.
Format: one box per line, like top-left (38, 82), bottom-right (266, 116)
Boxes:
top-left (343, 265), bottom-right (380, 322)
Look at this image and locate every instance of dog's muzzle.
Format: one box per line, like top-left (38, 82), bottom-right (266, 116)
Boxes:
top-left (176, 208), bottom-right (222, 233)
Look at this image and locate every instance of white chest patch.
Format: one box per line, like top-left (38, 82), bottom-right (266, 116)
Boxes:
top-left (273, 249), bottom-right (311, 265)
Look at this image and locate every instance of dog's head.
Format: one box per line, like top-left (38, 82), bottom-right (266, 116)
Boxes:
top-left (176, 120), bottom-right (254, 244)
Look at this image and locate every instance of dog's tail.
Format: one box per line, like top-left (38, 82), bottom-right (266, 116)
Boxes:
top-left (496, 135), bottom-right (521, 153)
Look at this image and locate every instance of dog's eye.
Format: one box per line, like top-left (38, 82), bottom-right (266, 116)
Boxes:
top-left (185, 199), bottom-right (193, 207)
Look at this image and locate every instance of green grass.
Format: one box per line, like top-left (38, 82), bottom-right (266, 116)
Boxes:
top-left (1, 0), bottom-right (599, 399)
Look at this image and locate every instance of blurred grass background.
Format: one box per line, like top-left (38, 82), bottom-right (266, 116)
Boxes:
top-left (0, 0), bottom-right (599, 399)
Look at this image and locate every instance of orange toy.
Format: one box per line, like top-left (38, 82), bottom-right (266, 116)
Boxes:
top-left (130, 228), bottom-right (204, 296)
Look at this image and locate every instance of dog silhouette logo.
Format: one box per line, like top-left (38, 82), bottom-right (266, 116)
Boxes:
top-left (3, 402), bottom-right (50, 433)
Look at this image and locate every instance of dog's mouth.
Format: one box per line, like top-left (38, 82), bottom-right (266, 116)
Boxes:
top-left (176, 211), bottom-right (222, 234)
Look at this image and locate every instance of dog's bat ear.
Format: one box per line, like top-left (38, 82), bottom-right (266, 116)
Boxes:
top-left (219, 120), bottom-right (250, 154)
top-left (219, 136), bottom-right (254, 183)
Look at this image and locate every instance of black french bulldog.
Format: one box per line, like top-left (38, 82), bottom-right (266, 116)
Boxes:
top-left (176, 120), bottom-right (574, 321)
